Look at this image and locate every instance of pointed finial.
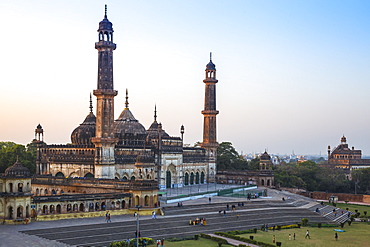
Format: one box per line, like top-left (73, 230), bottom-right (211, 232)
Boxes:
top-left (104, 4), bottom-right (107, 18)
top-left (89, 93), bottom-right (93, 113)
top-left (125, 88), bottom-right (129, 109)
top-left (154, 104), bottom-right (157, 122)
top-left (210, 52), bottom-right (212, 61)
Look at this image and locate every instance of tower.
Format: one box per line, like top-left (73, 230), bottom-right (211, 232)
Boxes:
top-left (91, 5), bottom-right (118, 178)
top-left (201, 53), bottom-right (219, 182)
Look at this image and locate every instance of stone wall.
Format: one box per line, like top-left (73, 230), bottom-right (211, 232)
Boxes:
top-left (307, 191), bottom-right (366, 203)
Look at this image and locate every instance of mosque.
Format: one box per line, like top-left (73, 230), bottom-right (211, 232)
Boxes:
top-left (34, 6), bottom-right (218, 190)
top-left (1, 6), bottom-right (220, 223)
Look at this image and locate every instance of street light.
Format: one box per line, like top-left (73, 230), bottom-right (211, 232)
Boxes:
top-left (135, 205), bottom-right (142, 246)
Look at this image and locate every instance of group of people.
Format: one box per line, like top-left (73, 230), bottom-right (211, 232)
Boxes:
top-left (177, 202), bottom-right (183, 207)
top-left (189, 217), bottom-right (207, 226)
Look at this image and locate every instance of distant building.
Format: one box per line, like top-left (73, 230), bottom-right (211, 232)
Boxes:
top-left (327, 135), bottom-right (370, 179)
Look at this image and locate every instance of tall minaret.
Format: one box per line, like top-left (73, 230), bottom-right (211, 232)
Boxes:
top-left (91, 5), bottom-right (118, 178)
top-left (201, 53), bottom-right (219, 182)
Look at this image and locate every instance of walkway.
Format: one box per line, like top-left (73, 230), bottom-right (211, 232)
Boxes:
top-left (208, 233), bottom-right (259, 247)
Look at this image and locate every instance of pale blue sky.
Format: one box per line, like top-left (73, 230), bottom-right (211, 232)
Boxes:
top-left (0, 1), bottom-right (369, 155)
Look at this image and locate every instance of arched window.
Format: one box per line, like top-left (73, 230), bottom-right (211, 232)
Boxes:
top-left (190, 172), bottom-right (194, 185)
top-left (79, 203), bottom-right (84, 212)
top-left (166, 171), bottom-right (171, 189)
top-left (85, 172), bottom-right (94, 178)
top-left (261, 179), bottom-right (265, 186)
top-left (131, 176), bottom-right (135, 181)
top-left (67, 204), bottom-right (72, 212)
top-left (56, 204), bottom-right (61, 214)
top-left (184, 173), bottom-right (189, 185)
top-left (144, 195), bottom-right (149, 206)
top-left (195, 172), bottom-right (200, 184)
top-left (36, 188), bottom-right (39, 195)
top-left (135, 196), bottom-right (140, 206)
top-left (50, 205), bottom-right (55, 214)
top-left (9, 183), bottom-right (13, 193)
top-left (55, 172), bottom-right (65, 178)
top-left (122, 200), bottom-right (126, 209)
top-left (200, 172), bottom-right (205, 184)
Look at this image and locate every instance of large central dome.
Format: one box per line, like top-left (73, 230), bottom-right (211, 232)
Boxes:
top-left (114, 90), bottom-right (147, 146)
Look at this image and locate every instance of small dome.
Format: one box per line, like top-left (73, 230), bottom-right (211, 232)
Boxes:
top-left (341, 135), bottom-right (347, 144)
top-left (36, 124), bottom-right (42, 129)
top-left (260, 151), bottom-right (271, 161)
top-left (206, 60), bottom-right (216, 70)
top-left (71, 112), bottom-right (96, 145)
top-left (147, 121), bottom-right (169, 140)
top-left (5, 160), bottom-right (30, 177)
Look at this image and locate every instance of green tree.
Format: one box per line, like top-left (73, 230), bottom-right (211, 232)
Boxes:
top-left (352, 168), bottom-right (370, 194)
top-left (217, 142), bottom-right (248, 170)
top-left (0, 141), bottom-right (36, 174)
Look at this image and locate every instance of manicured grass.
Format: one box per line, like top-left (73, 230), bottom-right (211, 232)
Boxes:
top-left (239, 222), bottom-right (370, 247)
top-left (324, 202), bottom-right (370, 215)
top-left (148, 237), bottom-right (233, 246)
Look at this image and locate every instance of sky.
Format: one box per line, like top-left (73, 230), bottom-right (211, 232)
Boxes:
top-left (0, 0), bottom-right (370, 156)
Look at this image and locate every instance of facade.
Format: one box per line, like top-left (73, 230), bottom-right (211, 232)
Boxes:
top-left (327, 135), bottom-right (370, 179)
top-left (35, 7), bottom-right (218, 190)
top-left (0, 160), bottom-right (33, 222)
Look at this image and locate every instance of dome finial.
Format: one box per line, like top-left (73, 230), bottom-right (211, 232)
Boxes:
top-left (154, 104), bottom-right (157, 122)
top-left (104, 4), bottom-right (107, 18)
top-left (89, 93), bottom-right (93, 113)
top-left (125, 88), bottom-right (129, 109)
top-left (210, 52), bottom-right (212, 61)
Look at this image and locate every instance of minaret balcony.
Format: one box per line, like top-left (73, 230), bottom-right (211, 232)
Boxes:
top-left (95, 41), bottom-right (116, 50)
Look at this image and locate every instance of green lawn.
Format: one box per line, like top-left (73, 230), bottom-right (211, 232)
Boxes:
top-left (239, 223), bottom-right (370, 247)
top-left (324, 202), bottom-right (370, 216)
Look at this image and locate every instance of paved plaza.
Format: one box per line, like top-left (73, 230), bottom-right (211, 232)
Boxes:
top-left (0, 186), bottom-right (327, 247)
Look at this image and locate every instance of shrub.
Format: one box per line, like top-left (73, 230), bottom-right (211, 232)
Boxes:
top-left (253, 228), bottom-right (257, 233)
top-left (364, 211), bottom-right (367, 216)
top-left (276, 242), bottom-right (282, 247)
top-left (301, 218), bottom-right (309, 226)
top-left (194, 234), bottom-right (199, 240)
top-left (318, 223), bottom-right (322, 228)
top-left (348, 220), bottom-right (352, 226)
top-left (276, 225), bottom-right (281, 230)
top-left (249, 236), bottom-right (254, 240)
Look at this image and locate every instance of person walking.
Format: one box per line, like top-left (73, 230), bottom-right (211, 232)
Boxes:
top-left (335, 232), bottom-right (338, 241)
top-left (293, 233), bottom-right (296, 240)
top-left (106, 213), bottom-right (111, 223)
top-left (223, 210), bottom-right (226, 217)
top-left (305, 230), bottom-right (310, 239)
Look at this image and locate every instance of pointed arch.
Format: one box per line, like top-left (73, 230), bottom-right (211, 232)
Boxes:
top-left (85, 172), bottom-right (94, 178)
top-left (184, 172), bottom-right (189, 185)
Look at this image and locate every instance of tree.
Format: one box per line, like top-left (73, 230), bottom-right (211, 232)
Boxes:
top-left (0, 141), bottom-right (36, 174)
top-left (216, 142), bottom-right (248, 170)
top-left (352, 168), bottom-right (370, 194)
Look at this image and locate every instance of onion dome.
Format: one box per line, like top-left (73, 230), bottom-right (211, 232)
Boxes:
top-left (341, 135), bottom-right (347, 144)
top-left (71, 95), bottom-right (96, 145)
top-left (147, 105), bottom-right (169, 140)
top-left (114, 90), bottom-right (147, 145)
top-left (206, 60), bottom-right (216, 70)
top-left (98, 5), bottom-right (113, 32)
top-left (260, 151), bottom-right (271, 161)
top-left (5, 159), bottom-right (30, 177)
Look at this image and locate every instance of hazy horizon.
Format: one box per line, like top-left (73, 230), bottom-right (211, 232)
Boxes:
top-left (1, 1), bottom-right (370, 155)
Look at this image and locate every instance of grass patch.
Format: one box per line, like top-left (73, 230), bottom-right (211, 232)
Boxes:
top-left (239, 222), bottom-right (370, 247)
top-left (324, 202), bottom-right (370, 216)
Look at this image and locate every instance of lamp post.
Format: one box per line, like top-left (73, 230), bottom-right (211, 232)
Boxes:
top-left (135, 205), bottom-right (142, 246)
